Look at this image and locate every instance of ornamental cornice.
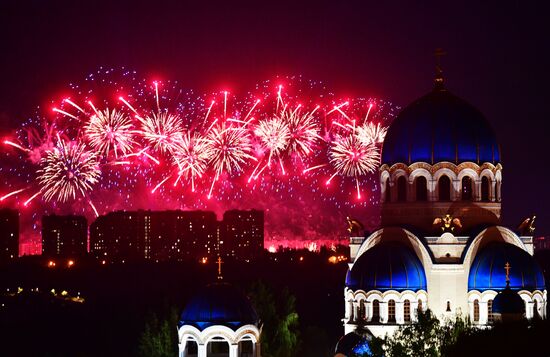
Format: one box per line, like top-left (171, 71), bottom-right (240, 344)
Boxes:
top-left (380, 161), bottom-right (502, 176)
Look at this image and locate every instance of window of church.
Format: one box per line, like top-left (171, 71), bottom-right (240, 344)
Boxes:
top-left (415, 176), bottom-right (428, 201)
top-left (385, 178), bottom-right (391, 202)
top-left (534, 300), bottom-right (539, 319)
top-left (488, 299), bottom-right (494, 323)
top-left (417, 299), bottom-right (423, 313)
top-left (388, 299), bottom-right (396, 323)
top-left (473, 299), bottom-right (480, 322)
top-left (404, 299), bottom-right (411, 322)
top-left (372, 300), bottom-right (380, 322)
top-left (481, 176), bottom-right (490, 201)
top-left (461, 176), bottom-right (473, 200)
top-left (397, 176), bottom-right (407, 202)
top-left (446, 300), bottom-right (451, 312)
top-left (359, 300), bottom-right (366, 321)
top-left (438, 175), bottom-right (451, 201)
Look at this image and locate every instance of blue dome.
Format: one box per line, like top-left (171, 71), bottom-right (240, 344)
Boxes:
top-left (492, 287), bottom-right (525, 315)
top-left (179, 283), bottom-right (259, 330)
top-left (468, 242), bottom-right (545, 291)
top-left (346, 242), bottom-right (427, 292)
top-left (335, 332), bottom-right (374, 356)
top-left (381, 88), bottom-right (500, 165)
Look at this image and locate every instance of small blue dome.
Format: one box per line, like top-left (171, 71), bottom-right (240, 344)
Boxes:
top-left (346, 242), bottom-right (427, 292)
top-left (179, 283), bottom-right (259, 330)
top-left (468, 242), bottom-right (545, 291)
top-left (492, 288), bottom-right (525, 315)
top-left (335, 332), bottom-right (373, 356)
top-left (381, 88), bottom-right (500, 165)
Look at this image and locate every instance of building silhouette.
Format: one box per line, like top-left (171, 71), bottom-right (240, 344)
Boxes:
top-left (42, 214), bottom-right (87, 257)
top-left (221, 209), bottom-right (264, 261)
top-left (90, 210), bottom-right (218, 262)
top-left (90, 209), bottom-right (264, 262)
top-left (0, 208), bottom-right (19, 262)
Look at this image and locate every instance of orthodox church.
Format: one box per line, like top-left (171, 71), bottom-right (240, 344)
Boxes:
top-left (339, 71), bottom-right (547, 348)
top-left (176, 69), bottom-right (547, 357)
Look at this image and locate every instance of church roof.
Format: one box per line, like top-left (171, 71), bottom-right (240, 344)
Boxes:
top-left (346, 241), bottom-right (427, 292)
top-left (381, 86), bottom-right (500, 166)
top-left (468, 242), bottom-right (545, 291)
top-left (179, 282), bottom-right (259, 331)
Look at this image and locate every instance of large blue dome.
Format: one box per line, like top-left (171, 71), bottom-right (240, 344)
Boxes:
top-left (346, 242), bottom-right (427, 292)
top-left (179, 283), bottom-right (259, 330)
top-left (468, 242), bottom-right (545, 291)
top-left (381, 87), bottom-right (500, 165)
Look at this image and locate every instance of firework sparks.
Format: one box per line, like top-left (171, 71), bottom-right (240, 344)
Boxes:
top-left (329, 134), bottom-right (379, 177)
top-left (173, 132), bottom-right (211, 192)
top-left (37, 137), bottom-right (101, 202)
top-left (206, 124), bottom-right (255, 179)
top-left (139, 111), bottom-right (183, 154)
top-left (328, 134), bottom-right (379, 198)
top-left (254, 117), bottom-right (291, 162)
top-left (85, 108), bottom-right (136, 158)
top-left (281, 105), bottom-right (320, 158)
top-left (356, 121), bottom-right (387, 145)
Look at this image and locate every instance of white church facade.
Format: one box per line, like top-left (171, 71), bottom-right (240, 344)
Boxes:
top-left (342, 76), bottom-right (547, 339)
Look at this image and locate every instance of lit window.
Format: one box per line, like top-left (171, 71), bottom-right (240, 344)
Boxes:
top-left (388, 299), bottom-right (396, 323)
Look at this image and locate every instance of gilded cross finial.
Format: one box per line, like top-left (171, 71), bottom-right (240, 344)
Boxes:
top-left (434, 48), bottom-right (447, 88)
top-left (217, 256), bottom-right (224, 280)
top-left (504, 262), bottom-right (511, 285)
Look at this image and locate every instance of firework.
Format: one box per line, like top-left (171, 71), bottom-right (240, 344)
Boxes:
top-left (36, 137), bottom-right (101, 202)
top-left (329, 134), bottom-right (379, 178)
top-left (282, 105), bottom-right (321, 158)
top-left (356, 122), bottom-right (387, 145)
top-left (206, 123), bottom-right (255, 178)
top-left (173, 132), bottom-right (211, 191)
top-left (85, 108), bottom-right (136, 158)
top-left (139, 111), bottom-right (183, 154)
top-left (254, 117), bottom-right (290, 162)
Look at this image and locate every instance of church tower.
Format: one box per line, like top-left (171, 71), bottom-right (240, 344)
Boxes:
top-left (342, 65), bottom-right (546, 341)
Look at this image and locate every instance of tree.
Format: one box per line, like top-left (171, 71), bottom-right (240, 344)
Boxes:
top-left (137, 307), bottom-right (179, 357)
top-left (248, 280), bottom-right (300, 357)
top-left (380, 310), bottom-right (473, 357)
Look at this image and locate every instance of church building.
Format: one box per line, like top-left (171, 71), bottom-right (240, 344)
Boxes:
top-left (342, 72), bottom-right (547, 340)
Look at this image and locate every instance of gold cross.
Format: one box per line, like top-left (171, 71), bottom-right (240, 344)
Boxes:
top-left (434, 48), bottom-right (447, 73)
top-left (504, 262), bottom-right (511, 283)
top-left (217, 256), bottom-right (223, 279)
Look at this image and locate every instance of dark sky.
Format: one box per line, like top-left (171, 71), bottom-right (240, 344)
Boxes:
top-left (1, 1), bottom-right (549, 234)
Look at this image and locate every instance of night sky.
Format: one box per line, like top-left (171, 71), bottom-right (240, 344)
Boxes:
top-left (1, 1), bottom-right (549, 241)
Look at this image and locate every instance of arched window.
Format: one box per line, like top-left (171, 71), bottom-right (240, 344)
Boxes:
top-left (473, 299), bottom-right (480, 322)
top-left (372, 300), bottom-right (380, 322)
top-left (416, 176), bottom-right (428, 201)
top-left (404, 299), bottom-right (411, 322)
top-left (534, 300), bottom-right (539, 319)
top-left (417, 299), bottom-right (423, 314)
top-left (461, 176), bottom-right (473, 200)
top-left (446, 301), bottom-right (452, 312)
top-left (185, 340), bottom-right (198, 356)
top-left (359, 300), bottom-right (366, 321)
top-left (388, 299), bottom-right (396, 323)
top-left (397, 176), bottom-right (407, 202)
top-left (385, 178), bottom-right (391, 203)
top-left (481, 176), bottom-right (490, 202)
top-left (207, 338), bottom-right (229, 355)
top-left (438, 175), bottom-right (451, 201)
top-left (488, 299), bottom-right (494, 323)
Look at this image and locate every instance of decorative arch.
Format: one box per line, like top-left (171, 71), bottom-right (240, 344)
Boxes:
top-left (462, 226), bottom-right (528, 269)
top-left (356, 228), bottom-right (434, 271)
